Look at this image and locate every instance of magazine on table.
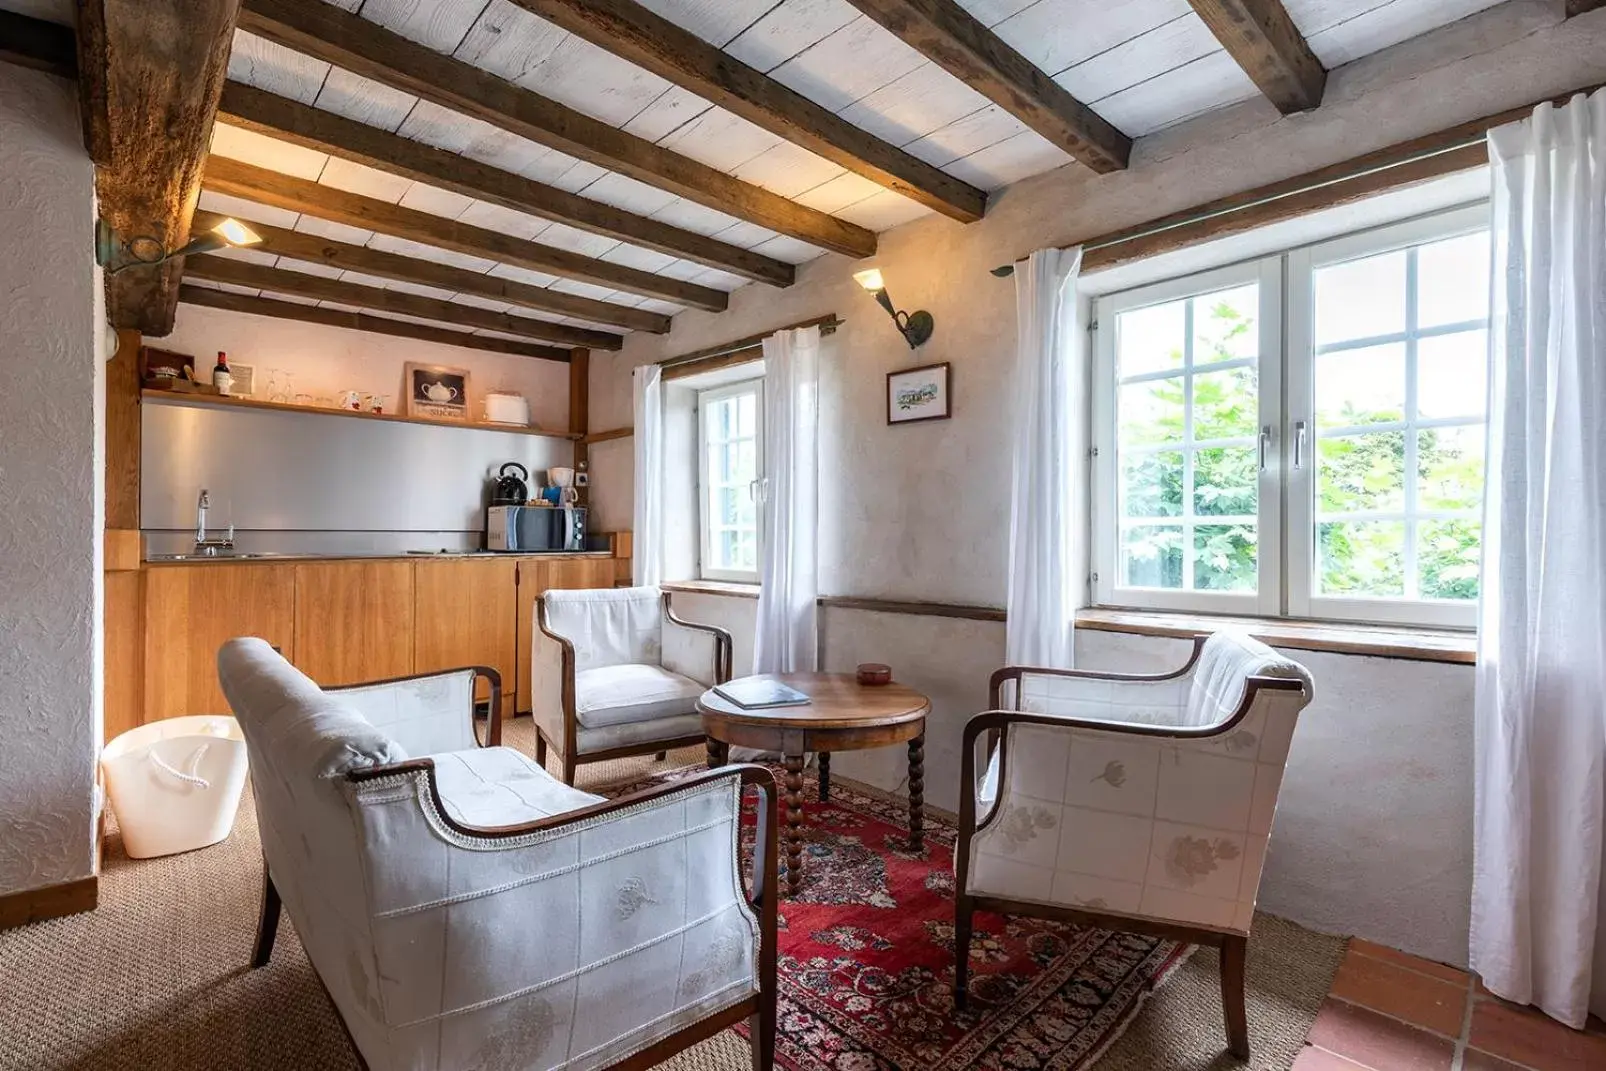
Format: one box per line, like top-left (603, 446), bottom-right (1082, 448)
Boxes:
top-left (713, 679), bottom-right (812, 709)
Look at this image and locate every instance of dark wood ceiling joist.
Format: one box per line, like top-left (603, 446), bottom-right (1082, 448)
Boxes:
top-left (191, 210), bottom-right (671, 333)
top-left (0, 10), bottom-right (76, 81)
top-left (837, 0), bottom-right (1131, 173)
top-left (237, 0), bottom-right (878, 259)
top-left (512, 0), bottom-right (990, 220)
top-left (216, 83), bottom-right (796, 288)
top-left (178, 285), bottom-right (572, 361)
top-left (1567, 0), bottom-right (1605, 15)
top-left (185, 254), bottom-right (623, 350)
top-left (77, 0), bottom-right (242, 334)
top-left (201, 156), bottom-right (728, 311)
top-left (1187, 0), bottom-right (1326, 114)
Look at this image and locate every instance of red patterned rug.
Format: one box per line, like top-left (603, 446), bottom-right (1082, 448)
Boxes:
top-left (619, 768), bottom-right (1189, 1071)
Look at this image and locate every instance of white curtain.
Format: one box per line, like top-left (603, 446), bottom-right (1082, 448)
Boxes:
top-left (631, 363), bottom-right (663, 589)
top-left (1472, 90), bottom-right (1606, 1029)
top-left (752, 325), bottom-right (821, 674)
top-left (1005, 247), bottom-right (1085, 669)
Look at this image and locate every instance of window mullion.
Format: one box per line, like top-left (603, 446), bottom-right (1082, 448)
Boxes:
top-left (1182, 297), bottom-right (1196, 593)
top-left (1404, 247), bottom-right (1420, 601)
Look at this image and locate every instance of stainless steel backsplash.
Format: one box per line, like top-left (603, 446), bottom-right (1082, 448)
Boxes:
top-left (141, 399), bottom-right (575, 552)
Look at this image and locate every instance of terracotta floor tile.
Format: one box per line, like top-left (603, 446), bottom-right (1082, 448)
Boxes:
top-left (1462, 1050), bottom-right (1535, 1071)
top-left (1293, 1046), bottom-right (1373, 1070)
top-left (1469, 998), bottom-right (1606, 1070)
top-left (1348, 938), bottom-right (1471, 986)
top-left (1307, 998), bottom-right (1455, 1071)
top-left (1330, 949), bottom-right (1469, 1037)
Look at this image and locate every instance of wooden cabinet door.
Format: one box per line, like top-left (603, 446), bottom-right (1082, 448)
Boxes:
top-left (104, 570), bottom-right (145, 739)
top-left (143, 563), bottom-right (296, 721)
top-left (294, 561), bottom-right (414, 687)
top-left (513, 558), bottom-right (617, 714)
top-left (414, 558), bottom-right (517, 718)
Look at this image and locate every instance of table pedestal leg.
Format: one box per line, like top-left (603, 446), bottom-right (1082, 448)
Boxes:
top-left (818, 751), bottom-right (831, 802)
top-left (783, 753), bottom-right (805, 897)
top-left (705, 738), bottom-right (728, 769)
top-left (908, 734), bottom-right (925, 852)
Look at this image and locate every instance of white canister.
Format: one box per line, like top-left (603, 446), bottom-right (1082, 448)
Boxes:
top-left (484, 392), bottom-right (531, 426)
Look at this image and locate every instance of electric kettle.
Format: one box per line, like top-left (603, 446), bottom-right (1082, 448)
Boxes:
top-left (491, 462), bottom-right (530, 505)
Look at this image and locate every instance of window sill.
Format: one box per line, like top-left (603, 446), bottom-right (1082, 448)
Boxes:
top-left (1076, 608), bottom-right (1476, 665)
top-left (664, 579), bottom-right (761, 599)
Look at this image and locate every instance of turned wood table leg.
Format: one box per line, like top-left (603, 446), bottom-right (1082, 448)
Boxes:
top-left (783, 752), bottom-right (805, 897)
top-left (908, 733), bottom-right (925, 852)
top-left (705, 737), bottom-right (728, 770)
top-left (818, 751), bottom-right (831, 802)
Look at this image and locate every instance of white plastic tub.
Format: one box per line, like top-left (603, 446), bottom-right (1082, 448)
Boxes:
top-left (101, 716), bottom-right (248, 859)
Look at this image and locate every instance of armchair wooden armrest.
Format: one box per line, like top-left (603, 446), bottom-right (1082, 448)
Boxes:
top-left (663, 593), bottom-right (734, 684)
top-left (988, 635), bottom-right (1207, 707)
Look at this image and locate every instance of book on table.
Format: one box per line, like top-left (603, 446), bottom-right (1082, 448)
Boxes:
top-left (712, 679), bottom-right (812, 710)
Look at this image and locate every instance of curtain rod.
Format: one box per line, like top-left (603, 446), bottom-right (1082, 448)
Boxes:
top-left (989, 137), bottom-right (1486, 278)
top-left (656, 314), bottom-right (842, 369)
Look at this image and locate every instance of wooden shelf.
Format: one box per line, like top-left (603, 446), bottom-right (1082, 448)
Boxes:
top-left (141, 388), bottom-right (580, 440)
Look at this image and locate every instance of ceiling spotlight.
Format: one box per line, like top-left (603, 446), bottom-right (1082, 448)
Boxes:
top-left (854, 268), bottom-right (932, 350)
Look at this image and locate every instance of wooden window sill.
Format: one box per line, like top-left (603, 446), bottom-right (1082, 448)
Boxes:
top-left (1076, 608), bottom-right (1476, 665)
top-left (663, 579), bottom-right (761, 599)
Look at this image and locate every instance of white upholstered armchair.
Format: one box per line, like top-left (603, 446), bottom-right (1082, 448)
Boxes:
top-left (219, 638), bottom-right (778, 1071)
top-left (955, 631), bottom-right (1313, 1059)
top-left (533, 586), bottom-right (732, 785)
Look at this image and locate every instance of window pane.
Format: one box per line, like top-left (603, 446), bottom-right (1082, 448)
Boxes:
top-left (1119, 377), bottom-right (1185, 446)
top-left (1194, 524), bottom-right (1257, 591)
top-left (715, 486), bottom-right (743, 526)
top-left (1418, 519), bottom-right (1481, 601)
top-left (1315, 250), bottom-right (1407, 345)
top-left (1194, 446), bottom-right (1257, 516)
top-left (1318, 520), bottom-right (1406, 596)
top-left (737, 393), bottom-right (757, 437)
top-left (1318, 432), bottom-right (1406, 513)
top-left (1117, 300), bottom-right (1186, 376)
top-left (1121, 525), bottom-right (1183, 589)
top-left (1315, 343), bottom-right (1405, 429)
top-left (1122, 451), bottom-right (1182, 518)
top-left (1418, 426), bottom-right (1485, 511)
top-left (720, 440), bottom-right (756, 483)
top-left (1193, 284), bottom-right (1258, 364)
top-left (1418, 232), bottom-right (1490, 328)
top-left (1193, 366), bottom-right (1258, 439)
top-left (1417, 331), bottom-right (1488, 420)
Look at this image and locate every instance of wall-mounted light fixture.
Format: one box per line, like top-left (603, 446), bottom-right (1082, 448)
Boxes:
top-left (853, 268), bottom-right (933, 349)
top-left (96, 216), bottom-right (263, 276)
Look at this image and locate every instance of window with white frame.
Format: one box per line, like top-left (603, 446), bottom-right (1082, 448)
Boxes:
top-left (698, 380), bottom-right (763, 582)
top-left (1094, 206), bottom-right (1492, 627)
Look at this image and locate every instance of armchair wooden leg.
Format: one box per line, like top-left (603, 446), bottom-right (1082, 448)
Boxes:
top-left (954, 893), bottom-right (974, 1010)
top-left (561, 752), bottom-right (578, 787)
top-left (1220, 934), bottom-right (1249, 1059)
top-left (750, 992), bottom-right (776, 1070)
top-left (535, 733), bottom-right (548, 769)
top-left (252, 864), bottom-right (282, 969)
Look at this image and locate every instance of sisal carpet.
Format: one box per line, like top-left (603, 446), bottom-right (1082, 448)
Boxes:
top-left (0, 723), bottom-right (1344, 1070)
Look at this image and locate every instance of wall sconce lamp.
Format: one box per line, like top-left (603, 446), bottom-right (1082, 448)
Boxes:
top-left (96, 216), bottom-right (263, 276)
top-left (853, 268), bottom-right (933, 349)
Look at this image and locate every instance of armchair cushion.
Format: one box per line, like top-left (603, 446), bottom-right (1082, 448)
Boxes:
top-left (432, 747), bottom-right (602, 827)
top-left (543, 585), bottom-right (665, 671)
top-left (575, 663), bottom-right (705, 729)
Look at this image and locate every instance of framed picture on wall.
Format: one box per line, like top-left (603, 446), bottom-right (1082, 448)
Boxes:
top-left (404, 363), bottom-right (472, 422)
top-left (886, 362), bottom-right (951, 425)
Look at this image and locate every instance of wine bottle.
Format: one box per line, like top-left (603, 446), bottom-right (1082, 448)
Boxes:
top-left (212, 351), bottom-right (233, 396)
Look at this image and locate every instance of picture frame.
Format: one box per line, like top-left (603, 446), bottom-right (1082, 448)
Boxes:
top-left (404, 362), bottom-right (472, 422)
top-left (886, 362), bottom-right (951, 425)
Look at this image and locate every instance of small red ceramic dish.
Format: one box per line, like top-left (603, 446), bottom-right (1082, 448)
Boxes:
top-left (856, 663), bottom-right (892, 686)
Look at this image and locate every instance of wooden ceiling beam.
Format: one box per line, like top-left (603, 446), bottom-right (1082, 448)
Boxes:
top-left (191, 209), bottom-right (670, 333)
top-left (1567, 0), bottom-right (1605, 15)
top-left (185, 255), bottom-right (624, 350)
top-left (512, 0), bottom-right (989, 219)
top-left (216, 83), bottom-right (795, 288)
top-left (179, 285), bottom-right (572, 361)
top-left (0, 10), bottom-right (77, 81)
top-left (202, 156), bottom-right (728, 312)
top-left (78, 0), bottom-right (241, 333)
top-left (1187, 0), bottom-right (1326, 114)
top-left (237, 0), bottom-right (877, 259)
top-left (837, 0), bottom-right (1130, 173)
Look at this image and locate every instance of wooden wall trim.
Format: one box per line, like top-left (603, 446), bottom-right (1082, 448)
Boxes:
top-left (0, 876), bottom-right (98, 931)
top-left (106, 328), bottom-right (142, 530)
top-left (819, 595), bottom-right (1006, 622)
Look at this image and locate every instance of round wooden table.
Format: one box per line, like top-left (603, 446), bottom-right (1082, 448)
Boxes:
top-left (697, 672), bottom-right (930, 897)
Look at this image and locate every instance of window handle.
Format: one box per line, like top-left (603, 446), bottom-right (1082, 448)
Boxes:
top-left (1258, 425), bottom-right (1271, 472)
top-left (1293, 421), bottom-right (1308, 470)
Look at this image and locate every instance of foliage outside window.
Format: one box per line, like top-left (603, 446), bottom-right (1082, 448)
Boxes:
top-left (1094, 207), bottom-right (1491, 627)
top-left (698, 381), bottom-right (763, 583)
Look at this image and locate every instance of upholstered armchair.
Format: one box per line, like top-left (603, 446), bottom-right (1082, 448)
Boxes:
top-left (218, 638), bottom-right (777, 1071)
top-left (533, 586), bottom-right (732, 785)
top-left (955, 631), bottom-right (1314, 1059)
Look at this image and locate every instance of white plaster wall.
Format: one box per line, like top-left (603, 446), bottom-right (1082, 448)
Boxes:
top-left (161, 304), bottom-right (573, 432)
top-left (0, 64), bottom-right (102, 897)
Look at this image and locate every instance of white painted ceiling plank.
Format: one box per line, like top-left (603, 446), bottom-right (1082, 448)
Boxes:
top-left (600, 243), bottom-right (679, 273)
top-left (449, 292), bottom-right (515, 312)
top-left (648, 199), bottom-right (747, 237)
top-left (837, 60), bottom-right (994, 148)
top-left (515, 34), bottom-right (683, 128)
top-left (942, 127), bottom-right (1069, 189)
top-left (656, 108), bottom-right (784, 174)
top-left (199, 189), bottom-right (303, 230)
top-left (294, 214), bottom-right (376, 246)
top-left (1092, 50), bottom-right (1259, 136)
top-left (575, 172), bottom-right (683, 218)
top-left (633, 299), bottom-right (685, 316)
top-left (453, 0), bottom-right (568, 84)
top-left (1298, 0), bottom-right (1509, 69)
top-left (832, 188), bottom-right (930, 230)
top-left (488, 263), bottom-right (560, 288)
top-left (790, 171), bottom-right (884, 214)
top-left (366, 233), bottom-right (500, 273)
top-left (724, 0), bottom-right (861, 74)
top-left (258, 290), bottom-right (323, 306)
top-left (455, 200), bottom-right (554, 240)
top-left (1058, 13), bottom-right (1223, 105)
top-left (708, 220), bottom-right (785, 250)
top-left (210, 123), bottom-right (329, 180)
top-left (729, 141), bottom-right (847, 199)
top-left (548, 278), bottom-right (621, 301)
top-left (748, 234), bottom-right (826, 264)
top-left (992, 0), bottom-right (1188, 83)
top-left (229, 30), bottom-right (328, 105)
top-left (397, 182), bottom-right (480, 220)
top-left (273, 256), bottom-right (348, 280)
top-left (212, 245), bottom-right (281, 267)
top-left (358, 0), bottom-right (490, 55)
top-left (903, 104), bottom-right (1027, 169)
top-left (622, 86), bottom-right (715, 142)
top-left (533, 221), bottom-right (623, 259)
top-left (317, 155), bottom-right (417, 203)
top-left (313, 67), bottom-right (420, 132)
top-left (632, 0), bottom-right (780, 47)
top-left (767, 15), bottom-right (927, 114)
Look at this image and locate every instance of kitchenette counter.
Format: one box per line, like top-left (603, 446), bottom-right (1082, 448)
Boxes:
top-left (143, 549), bottom-right (614, 564)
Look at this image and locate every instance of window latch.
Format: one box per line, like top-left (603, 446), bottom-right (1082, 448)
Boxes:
top-left (1292, 421), bottom-right (1308, 470)
top-left (1258, 425), bottom-right (1271, 472)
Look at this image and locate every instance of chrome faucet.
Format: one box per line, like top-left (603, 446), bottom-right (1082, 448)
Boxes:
top-left (193, 489), bottom-right (235, 556)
